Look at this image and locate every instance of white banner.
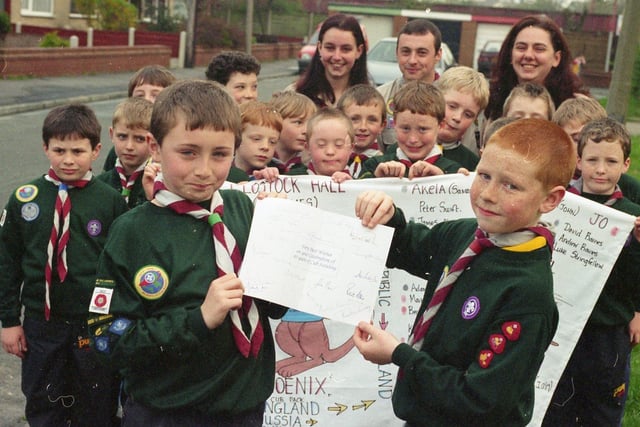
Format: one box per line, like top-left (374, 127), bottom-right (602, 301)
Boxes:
top-left (223, 175), bottom-right (635, 427)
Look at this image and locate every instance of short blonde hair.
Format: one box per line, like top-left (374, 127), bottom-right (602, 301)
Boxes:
top-left (112, 97), bottom-right (153, 130)
top-left (487, 118), bottom-right (576, 190)
top-left (306, 108), bottom-right (355, 144)
top-left (269, 91), bottom-right (317, 120)
top-left (336, 84), bottom-right (386, 122)
top-left (393, 81), bottom-right (445, 122)
top-left (480, 116), bottom-right (518, 150)
top-left (552, 96), bottom-right (607, 127)
top-left (503, 83), bottom-right (555, 120)
top-left (435, 66), bottom-right (489, 111)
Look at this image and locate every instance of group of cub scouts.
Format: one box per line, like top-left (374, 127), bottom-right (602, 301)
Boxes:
top-left (1, 47), bottom-right (640, 427)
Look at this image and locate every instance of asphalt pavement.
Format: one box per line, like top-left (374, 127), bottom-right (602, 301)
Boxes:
top-left (0, 58), bottom-right (299, 116)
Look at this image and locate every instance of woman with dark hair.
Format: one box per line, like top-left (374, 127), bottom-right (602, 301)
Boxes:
top-left (484, 14), bottom-right (589, 121)
top-left (295, 14), bottom-right (369, 108)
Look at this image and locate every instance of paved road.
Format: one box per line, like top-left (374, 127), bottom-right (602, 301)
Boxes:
top-left (0, 59), bottom-right (299, 116)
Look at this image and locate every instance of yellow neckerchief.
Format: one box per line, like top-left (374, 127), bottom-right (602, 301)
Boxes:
top-left (503, 236), bottom-right (547, 252)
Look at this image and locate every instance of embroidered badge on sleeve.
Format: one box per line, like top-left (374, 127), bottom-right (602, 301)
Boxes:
top-left (501, 321), bottom-right (521, 341)
top-left (488, 334), bottom-right (506, 354)
top-left (478, 349), bottom-right (494, 368)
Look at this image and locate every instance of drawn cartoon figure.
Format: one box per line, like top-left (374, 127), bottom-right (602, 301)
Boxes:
top-left (275, 309), bottom-right (355, 377)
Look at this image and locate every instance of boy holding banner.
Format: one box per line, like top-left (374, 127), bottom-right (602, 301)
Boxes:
top-left (352, 118), bottom-right (575, 426)
top-left (543, 118), bottom-right (640, 426)
top-left (358, 81), bottom-right (463, 179)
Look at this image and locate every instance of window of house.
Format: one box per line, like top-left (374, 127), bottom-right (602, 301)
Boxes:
top-left (21, 0), bottom-right (53, 16)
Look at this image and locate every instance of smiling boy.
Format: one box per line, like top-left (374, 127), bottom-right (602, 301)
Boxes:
top-left (352, 118), bottom-right (576, 426)
top-left (205, 51), bottom-right (261, 105)
top-left (88, 80), bottom-right (287, 425)
top-left (359, 80), bottom-right (462, 179)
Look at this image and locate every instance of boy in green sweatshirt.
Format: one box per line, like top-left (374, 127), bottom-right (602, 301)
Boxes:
top-left (0, 104), bottom-right (127, 426)
top-left (352, 118), bottom-right (576, 426)
top-left (88, 80), bottom-right (287, 425)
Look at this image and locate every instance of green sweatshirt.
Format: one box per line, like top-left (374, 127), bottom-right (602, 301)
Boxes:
top-left (442, 142), bottom-right (479, 171)
top-left (0, 176), bottom-right (127, 326)
top-left (90, 189), bottom-right (286, 416)
top-left (386, 211), bottom-right (558, 427)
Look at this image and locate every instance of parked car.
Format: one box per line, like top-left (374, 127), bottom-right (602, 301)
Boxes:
top-left (367, 37), bottom-right (456, 86)
top-left (297, 20), bottom-right (368, 75)
top-left (477, 40), bottom-right (502, 77)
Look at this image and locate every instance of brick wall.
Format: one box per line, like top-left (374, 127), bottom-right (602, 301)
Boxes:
top-left (194, 42), bottom-right (300, 67)
top-left (0, 45), bottom-right (171, 78)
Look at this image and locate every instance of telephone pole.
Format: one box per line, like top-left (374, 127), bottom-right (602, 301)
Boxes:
top-left (607, 1), bottom-right (640, 122)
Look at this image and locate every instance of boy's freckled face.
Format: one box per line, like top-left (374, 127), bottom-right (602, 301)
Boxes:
top-left (151, 119), bottom-right (235, 203)
top-left (578, 139), bottom-right (629, 195)
top-left (343, 103), bottom-right (384, 152)
top-left (307, 118), bottom-right (352, 176)
top-left (439, 90), bottom-right (480, 143)
top-left (279, 116), bottom-right (308, 155)
top-left (505, 96), bottom-right (549, 120)
top-left (110, 123), bottom-right (150, 175)
top-left (470, 144), bottom-right (549, 234)
top-left (132, 83), bottom-right (165, 103)
top-left (394, 110), bottom-right (441, 162)
top-left (44, 137), bottom-right (100, 183)
top-left (236, 124), bottom-right (279, 173)
top-left (225, 72), bottom-right (258, 104)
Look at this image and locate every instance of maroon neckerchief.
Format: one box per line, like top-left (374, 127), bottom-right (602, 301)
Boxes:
top-left (272, 152), bottom-right (302, 173)
top-left (43, 168), bottom-right (92, 320)
top-left (152, 176), bottom-right (263, 358)
top-left (567, 177), bottom-right (623, 207)
top-left (396, 145), bottom-right (442, 170)
top-left (115, 158), bottom-right (146, 202)
top-left (348, 144), bottom-right (383, 178)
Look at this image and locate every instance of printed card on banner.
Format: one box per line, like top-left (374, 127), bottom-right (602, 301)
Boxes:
top-left (240, 197), bottom-right (393, 326)
top-left (222, 175), bottom-right (633, 427)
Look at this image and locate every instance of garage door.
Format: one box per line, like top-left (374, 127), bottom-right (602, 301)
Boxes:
top-left (473, 23), bottom-right (511, 70)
